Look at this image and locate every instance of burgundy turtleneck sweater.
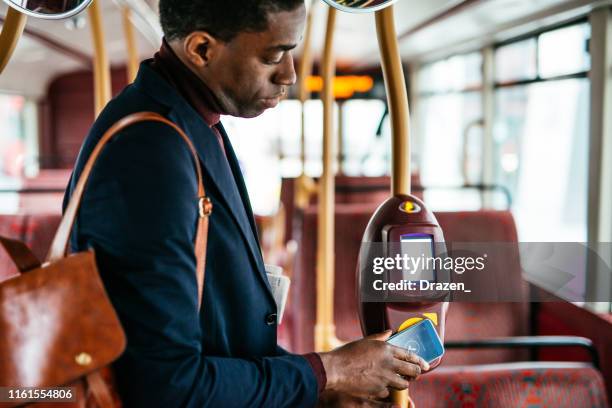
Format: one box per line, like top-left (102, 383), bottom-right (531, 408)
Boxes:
top-left (149, 39), bottom-right (326, 395)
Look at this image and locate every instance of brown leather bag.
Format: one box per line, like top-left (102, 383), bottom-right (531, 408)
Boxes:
top-left (0, 112), bottom-right (211, 407)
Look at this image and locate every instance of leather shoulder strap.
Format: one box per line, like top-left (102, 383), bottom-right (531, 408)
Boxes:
top-left (46, 112), bottom-right (211, 310)
top-left (0, 236), bottom-right (41, 273)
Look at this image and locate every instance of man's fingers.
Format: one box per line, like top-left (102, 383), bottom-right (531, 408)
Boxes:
top-left (354, 400), bottom-right (399, 408)
top-left (367, 400), bottom-right (400, 408)
top-left (394, 360), bottom-right (422, 379)
top-left (385, 373), bottom-right (410, 390)
top-left (356, 398), bottom-right (400, 408)
top-left (365, 329), bottom-right (393, 341)
top-left (375, 388), bottom-right (390, 400)
top-left (391, 347), bottom-right (430, 371)
top-left (319, 392), bottom-right (400, 408)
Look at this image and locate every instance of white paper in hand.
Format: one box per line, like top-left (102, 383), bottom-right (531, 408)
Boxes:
top-left (265, 264), bottom-right (290, 324)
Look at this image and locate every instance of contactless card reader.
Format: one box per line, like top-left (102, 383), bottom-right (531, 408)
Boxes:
top-left (387, 319), bottom-right (445, 364)
top-left (358, 194), bottom-right (450, 369)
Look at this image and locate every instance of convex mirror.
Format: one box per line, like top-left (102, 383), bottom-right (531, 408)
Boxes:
top-left (2, 0), bottom-right (93, 19)
top-left (321, 0), bottom-right (397, 13)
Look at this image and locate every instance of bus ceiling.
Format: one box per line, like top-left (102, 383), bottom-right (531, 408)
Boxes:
top-left (2, 0), bottom-right (611, 98)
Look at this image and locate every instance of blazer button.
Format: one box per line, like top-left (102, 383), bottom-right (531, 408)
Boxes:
top-left (266, 313), bottom-right (277, 326)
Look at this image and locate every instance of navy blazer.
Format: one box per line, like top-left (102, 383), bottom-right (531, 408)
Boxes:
top-left (64, 61), bottom-right (318, 407)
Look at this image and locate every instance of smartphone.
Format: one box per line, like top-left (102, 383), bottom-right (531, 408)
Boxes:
top-left (386, 319), bottom-right (444, 364)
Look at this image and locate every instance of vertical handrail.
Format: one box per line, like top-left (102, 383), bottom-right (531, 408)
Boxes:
top-left (461, 119), bottom-right (484, 185)
top-left (376, 5), bottom-right (412, 407)
top-left (481, 46), bottom-right (495, 209)
top-left (121, 6), bottom-right (139, 83)
top-left (298, 0), bottom-right (316, 172)
top-left (337, 100), bottom-right (344, 175)
top-left (315, 5), bottom-right (341, 352)
top-left (88, 0), bottom-right (111, 116)
top-left (295, 0), bottom-right (318, 210)
top-left (0, 7), bottom-right (27, 75)
top-left (376, 6), bottom-right (410, 196)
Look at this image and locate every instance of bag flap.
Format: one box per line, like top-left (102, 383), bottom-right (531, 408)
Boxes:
top-left (0, 251), bottom-right (126, 387)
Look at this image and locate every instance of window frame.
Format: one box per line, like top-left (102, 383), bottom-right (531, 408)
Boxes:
top-left (411, 15), bottom-right (611, 311)
top-left (494, 17), bottom-right (590, 89)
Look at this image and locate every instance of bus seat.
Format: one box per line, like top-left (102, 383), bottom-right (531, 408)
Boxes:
top-left (291, 202), bottom-right (379, 352)
top-left (23, 214), bottom-right (62, 260)
top-left (332, 203), bottom-right (380, 343)
top-left (435, 211), bottom-right (530, 365)
top-left (411, 362), bottom-right (609, 408)
top-left (280, 177), bottom-right (296, 242)
top-left (435, 210), bottom-right (518, 242)
top-left (334, 176), bottom-right (393, 204)
top-left (536, 298), bottom-right (612, 399)
top-left (304, 174), bottom-right (423, 206)
top-left (0, 214), bottom-right (62, 282)
top-left (0, 214), bottom-right (29, 281)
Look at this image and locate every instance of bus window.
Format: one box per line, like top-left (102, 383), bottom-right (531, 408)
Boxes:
top-left (493, 22), bottom-right (591, 242)
top-left (0, 94), bottom-right (38, 213)
top-left (222, 99), bottom-right (338, 214)
top-left (341, 99), bottom-right (387, 176)
top-left (495, 38), bottom-right (537, 83)
top-left (539, 24), bottom-right (591, 78)
top-left (302, 99), bottom-right (332, 178)
top-left (416, 52), bottom-right (483, 210)
top-left (222, 103), bottom-right (290, 215)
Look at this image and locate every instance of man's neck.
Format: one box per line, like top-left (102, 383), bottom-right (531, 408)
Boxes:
top-left (168, 39), bottom-right (216, 96)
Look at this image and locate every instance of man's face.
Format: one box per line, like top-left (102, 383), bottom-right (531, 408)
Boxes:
top-left (204, 6), bottom-right (306, 118)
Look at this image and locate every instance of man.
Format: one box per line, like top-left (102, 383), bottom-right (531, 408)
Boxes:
top-left (64, 1), bottom-right (428, 407)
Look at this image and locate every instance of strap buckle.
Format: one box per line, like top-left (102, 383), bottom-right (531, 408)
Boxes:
top-left (198, 197), bottom-right (213, 217)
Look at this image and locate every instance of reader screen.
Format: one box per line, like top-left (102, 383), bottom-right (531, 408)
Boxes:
top-left (399, 234), bottom-right (435, 282)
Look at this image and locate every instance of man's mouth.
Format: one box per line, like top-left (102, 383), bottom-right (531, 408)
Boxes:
top-left (261, 95), bottom-right (281, 108)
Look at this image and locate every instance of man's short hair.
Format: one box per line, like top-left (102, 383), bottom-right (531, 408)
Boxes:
top-left (159, 0), bottom-right (305, 42)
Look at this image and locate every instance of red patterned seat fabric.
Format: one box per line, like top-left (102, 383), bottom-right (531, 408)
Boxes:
top-left (0, 214), bottom-right (62, 281)
top-left (291, 202), bottom-right (378, 352)
top-left (435, 211), bottom-right (530, 365)
top-left (23, 214), bottom-right (62, 260)
top-left (412, 362), bottom-right (609, 408)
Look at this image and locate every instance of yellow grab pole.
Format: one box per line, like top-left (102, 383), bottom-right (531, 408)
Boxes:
top-left (88, 0), bottom-right (111, 117)
top-left (376, 5), bottom-right (411, 407)
top-left (298, 0), bottom-right (316, 161)
top-left (295, 0), bottom-right (318, 210)
top-left (315, 5), bottom-right (341, 352)
top-left (0, 7), bottom-right (27, 75)
top-left (121, 6), bottom-right (139, 83)
top-left (376, 5), bottom-right (410, 197)
top-left (337, 100), bottom-right (344, 175)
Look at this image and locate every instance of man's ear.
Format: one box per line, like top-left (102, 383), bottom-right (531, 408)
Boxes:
top-left (183, 31), bottom-right (220, 68)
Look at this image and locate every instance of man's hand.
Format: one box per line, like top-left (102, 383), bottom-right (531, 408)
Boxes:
top-left (317, 390), bottom-right (401, 408)
top-left (318, 331), bottom-right (429, 400)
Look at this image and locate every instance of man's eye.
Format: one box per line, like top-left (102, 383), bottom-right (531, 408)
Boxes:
top-left (265, 54), bottom-right (283, 65)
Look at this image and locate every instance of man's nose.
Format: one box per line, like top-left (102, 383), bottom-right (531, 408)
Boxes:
top-left (274, 53), bottom-right (297, 86)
